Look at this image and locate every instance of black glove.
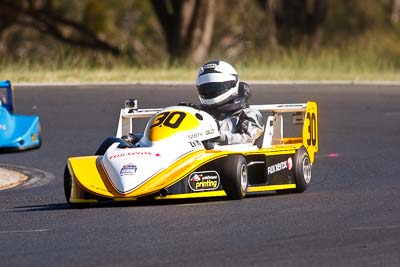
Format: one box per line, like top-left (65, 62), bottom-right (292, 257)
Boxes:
top-left (178, 102), bottom-right (198, 109)
top-left (121, 134), bottom-right (139, 144)
top-left (236, 111), bottom-right (250, 133)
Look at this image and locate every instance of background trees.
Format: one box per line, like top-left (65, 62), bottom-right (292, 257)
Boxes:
top-left (0, 0), bottom-right (120, 55)
top-left (0, 0), bottom-right (399, 66)
top-left (150, 0), bottom-right (216, 64)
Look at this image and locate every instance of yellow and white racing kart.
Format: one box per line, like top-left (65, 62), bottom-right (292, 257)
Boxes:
top-left (64, 99), bottom-right (318, 207)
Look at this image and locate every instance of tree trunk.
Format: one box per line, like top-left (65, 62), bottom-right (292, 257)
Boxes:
top-left (391, 0), bottom-right (400, 24)
top-left (266, 0), bottom-right (326, 50)
top-left (307, 0), bottom-right (327, 50)
top-left (188, 0), bottom-right (215, 64)
top-left (151, 0), bottom-right (216, 64)
top-left (257, 0), bottom-right (279, 49)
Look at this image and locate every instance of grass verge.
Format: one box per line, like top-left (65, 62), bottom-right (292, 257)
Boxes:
top-left (1, 39), bottom-right (400, 82)
top-left (1, 63), bottom-right (399, 83)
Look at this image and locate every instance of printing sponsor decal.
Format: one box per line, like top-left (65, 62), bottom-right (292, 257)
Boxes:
top-left (0, 124), bottom-right (6, 131)
top-left (188, 171), bottom-right (220, 191)
top-left (120, 163), bottom-right (137, 176)
top-left (109, 151), bottom-right (161, 160)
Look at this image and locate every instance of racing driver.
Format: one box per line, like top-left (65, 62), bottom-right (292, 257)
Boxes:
top-left (196, 60), bottom-right (264, 145)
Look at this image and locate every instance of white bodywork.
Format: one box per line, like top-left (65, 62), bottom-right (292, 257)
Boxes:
top-left (109, 103), bottom-right (308, 194)
top-left (104, 106), bottom-right (220, 194)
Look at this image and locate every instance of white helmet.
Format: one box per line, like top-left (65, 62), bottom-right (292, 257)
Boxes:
top-left (196, 60), bottom-right (239, 108)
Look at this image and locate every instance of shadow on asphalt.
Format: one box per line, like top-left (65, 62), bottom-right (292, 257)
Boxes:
top-left (13, 198), bottom-right (229, 211)
top-left (12, 192), bottom-right (283, 212)
top-left (13, 203), bottom-right (71, 211)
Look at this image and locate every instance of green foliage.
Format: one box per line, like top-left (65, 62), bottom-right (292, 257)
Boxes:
top-left (324, 0), bottom-right (389, 37)
top-left (82, 0), bottom-right (109, 34)
top-left (0, 0), bottom-right (399, 81)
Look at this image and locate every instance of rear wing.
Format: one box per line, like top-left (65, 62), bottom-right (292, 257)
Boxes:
top-left (253, 102), bottom-right (318, 162)
top-left (116, 100), bottom-right (318, 162)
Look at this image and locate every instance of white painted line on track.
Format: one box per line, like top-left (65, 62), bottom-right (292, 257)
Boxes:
top-left (0, 229), bottom-right (50, 234)
top-left (351, 225), bottom-right (400, 231)
top-left (13, 80), bottom-right (400, 87)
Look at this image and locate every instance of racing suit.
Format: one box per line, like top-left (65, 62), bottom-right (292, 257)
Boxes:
top-left (205, 107), bottom-right (264, 145)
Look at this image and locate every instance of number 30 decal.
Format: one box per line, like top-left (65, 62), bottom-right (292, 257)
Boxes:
top-left (306, 112), bottom-right (317, 146)
top-left (151, 111), bottom-right (186, 129)
top-left (302, 102), bottom-right (318, 163)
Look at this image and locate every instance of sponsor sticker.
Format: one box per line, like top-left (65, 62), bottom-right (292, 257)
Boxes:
top-left (31, 133), bottom-right (38, 142)
top-left (120, 163), bottom-right (137, 176)
top-left (188, 171), bottom-right (220, 191)
top-left (267, 157), bottom-right (293, 175)
top-left (203, 63), bottom-right (217, 69)
top-left (0, 124), bottom-right (6, 130)
top-left (287, 157), bottom-right (293, 171)
top-left (109, 151), bottom-right (161, 160)
top-left (205, 128), bottom-right (215, 135)
top-left (188, 140), bottom-right (202, 148)
top-left (187, 132), bottom-right (203, 140)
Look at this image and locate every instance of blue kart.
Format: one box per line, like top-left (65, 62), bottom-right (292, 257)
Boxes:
top-left (0, 80), bottom-right (41, 151)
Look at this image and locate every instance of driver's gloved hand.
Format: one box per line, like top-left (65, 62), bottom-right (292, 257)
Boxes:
top-left (215, 133), bottom-right (228, 145)
top-left (178, 102), bottom-right (198, 109)
top-left (121, 133), bottom-right (139, 144)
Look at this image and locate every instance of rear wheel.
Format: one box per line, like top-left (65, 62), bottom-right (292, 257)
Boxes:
top-left (276, 147), bottom-right (312, 194)
top-left (293, 147), bottom-right (312, 193)
top-left (220, 155), bottom-right (248, 200)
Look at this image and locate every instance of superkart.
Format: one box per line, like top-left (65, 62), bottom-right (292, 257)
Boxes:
top-left (0, 80), bottom-right (41, 151)
top-left (64, 99), bottom-right (318, 208)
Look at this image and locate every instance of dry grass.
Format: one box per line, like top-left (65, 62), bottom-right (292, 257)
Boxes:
top-left (2, 33), bottom-right (400, 82)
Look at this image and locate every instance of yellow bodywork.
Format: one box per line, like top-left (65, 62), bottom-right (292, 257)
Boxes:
top-left (67, 146), bottom-right (301, 203)
top-left (67, 102), bottom-right (318, 203)
top-left (68, 149), bottom-right (230, 202)
top-left (147, 110), bottom-right (200, 141)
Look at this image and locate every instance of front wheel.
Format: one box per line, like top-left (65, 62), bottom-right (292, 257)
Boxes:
top-left (64, 165), bottom-right (90, 208)
top-left (94, 137), bottom-right (131, 155)
top-left (220, 155), bottom-right (248, 200)
top-left (63, 165), bottom-right (72, 204)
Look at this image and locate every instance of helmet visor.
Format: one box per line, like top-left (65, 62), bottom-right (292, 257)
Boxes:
top-left (197, 80), bottom-right (238, 100)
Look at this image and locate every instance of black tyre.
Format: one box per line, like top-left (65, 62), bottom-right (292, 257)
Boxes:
top-left (36, 122), bottom-right (42, 149)
top-left (63, 165), bottom-right (72, 203)
top-left (292, 147), bottom-right (312, 193)
top-left (94, 137), bottom-right (131, 155)
top-left (220, 155), bottom-right (248, 200)
top-left (276, 147), bottom-right (312, 194)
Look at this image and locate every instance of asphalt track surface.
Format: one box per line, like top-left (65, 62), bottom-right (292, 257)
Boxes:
top-left (0, 84), bottom-right (399, 267)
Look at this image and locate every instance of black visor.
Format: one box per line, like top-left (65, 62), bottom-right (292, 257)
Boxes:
top-left (197, 80), bottom-right (238, 100)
